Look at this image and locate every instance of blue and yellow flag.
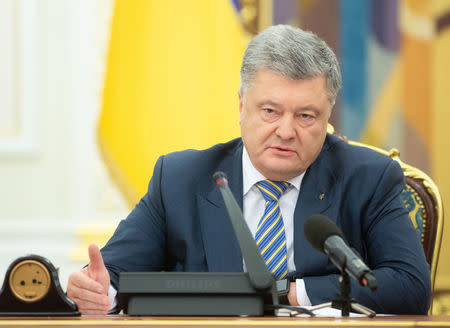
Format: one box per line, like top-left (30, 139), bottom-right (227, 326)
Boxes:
top-left (98, 1), bottom-right (247, 206)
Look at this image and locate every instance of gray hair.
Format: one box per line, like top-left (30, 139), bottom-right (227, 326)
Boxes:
top-left (240, 25), bottom-right (342, 106)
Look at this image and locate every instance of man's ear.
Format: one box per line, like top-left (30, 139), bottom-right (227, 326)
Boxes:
top-left (238, 91), bottom-right (243, 114)
top-left (328, 100), bottom-right (334, 119)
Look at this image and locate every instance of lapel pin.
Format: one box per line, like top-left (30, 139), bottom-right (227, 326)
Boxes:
top-left (319, 193), bottom-right (325, 200)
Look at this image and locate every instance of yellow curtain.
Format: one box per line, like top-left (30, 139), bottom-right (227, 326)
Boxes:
top-left (98, 0), bottom-right (247, 206)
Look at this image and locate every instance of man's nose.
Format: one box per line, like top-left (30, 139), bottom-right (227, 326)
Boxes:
top-left (276, 115), bottom-right (296, 140)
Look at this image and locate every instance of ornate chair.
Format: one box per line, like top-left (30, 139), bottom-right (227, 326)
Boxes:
top-left (327, 124), bottom-right (444, 295)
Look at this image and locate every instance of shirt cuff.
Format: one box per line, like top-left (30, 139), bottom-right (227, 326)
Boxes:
top-left (108, 284), bottom-right (118, 314)
top-left (295, 278), bottom-right (312, 306)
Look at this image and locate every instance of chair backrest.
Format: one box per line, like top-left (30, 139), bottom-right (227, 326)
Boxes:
top-left (327, 124), bottom-right (444, 292)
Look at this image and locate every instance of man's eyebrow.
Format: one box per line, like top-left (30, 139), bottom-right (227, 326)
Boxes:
top-left (298, 106), bottom-right (321, 115)
top-left (256, 100), bottom-right (282, 108)
top-left (255, 101), bottom-right (323, 115)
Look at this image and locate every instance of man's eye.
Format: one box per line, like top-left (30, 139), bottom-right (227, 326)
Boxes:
top-left (297, 113), bottom-right (316, 125)
top-left (264, 108), bottom-right (274, 114)
top-left (298, 113), bottom-right (314, 120)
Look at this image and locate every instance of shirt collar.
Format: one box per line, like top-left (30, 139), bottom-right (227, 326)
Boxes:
top-left (242, 146), bottom-right (305, 196)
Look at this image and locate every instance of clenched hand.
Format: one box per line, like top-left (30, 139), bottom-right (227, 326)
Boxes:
top-left (66, 244), bottom-right (111, 314)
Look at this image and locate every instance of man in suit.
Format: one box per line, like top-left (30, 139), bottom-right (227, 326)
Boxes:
top-left (66, 25), bottom-right (431, 315)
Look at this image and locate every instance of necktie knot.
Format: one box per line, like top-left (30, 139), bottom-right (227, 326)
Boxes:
top-left (256, 179), bottom-right (289, 202)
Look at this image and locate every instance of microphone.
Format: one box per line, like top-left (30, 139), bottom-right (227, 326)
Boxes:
top-left (213, 171), bottom-right (274, 291)
top-left (304, 214), bottom-right (377, 291)
top-left (213, 172), bottom-right (315, 317)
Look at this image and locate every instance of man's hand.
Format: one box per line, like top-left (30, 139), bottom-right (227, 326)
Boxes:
top-left (66, 244), bottom-right (111, 314)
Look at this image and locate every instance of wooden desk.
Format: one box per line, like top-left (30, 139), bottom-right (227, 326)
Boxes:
top-left (1, 316), bottom-right (450, 328)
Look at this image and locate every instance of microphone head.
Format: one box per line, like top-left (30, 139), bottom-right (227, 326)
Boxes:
top-left (213, 171), bottom-right (228, 186)
top-left (304, 214), bottom-right (344, 252)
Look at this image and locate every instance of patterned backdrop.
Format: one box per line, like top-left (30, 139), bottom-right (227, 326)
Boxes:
top-left (269, 0), bottom-right (450, 312)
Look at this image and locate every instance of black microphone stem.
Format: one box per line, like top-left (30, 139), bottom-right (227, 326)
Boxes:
top-left (213, 172), bottom-right (274, 291)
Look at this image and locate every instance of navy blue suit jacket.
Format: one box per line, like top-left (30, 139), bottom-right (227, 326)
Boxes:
top-left (101, 134), bottom-right (431, 314)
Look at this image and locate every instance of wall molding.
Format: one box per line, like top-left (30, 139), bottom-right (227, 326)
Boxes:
top-left (0, 0), bottom-right (39, 155)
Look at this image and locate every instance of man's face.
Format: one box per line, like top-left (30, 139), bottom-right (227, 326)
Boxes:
top-left (239, 69), bottom-right (331, 181)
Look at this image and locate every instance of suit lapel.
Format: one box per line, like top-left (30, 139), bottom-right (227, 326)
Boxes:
top-left (293, 138), bottom-right (337, 273)
top-left (197, 142), bottom-right (244, 272)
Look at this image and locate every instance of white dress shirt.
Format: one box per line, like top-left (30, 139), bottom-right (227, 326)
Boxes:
top-left (242, 147), bottom-right (311, 306)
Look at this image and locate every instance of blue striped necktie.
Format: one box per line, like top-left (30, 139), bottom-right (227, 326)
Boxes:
top-left (255, 179), bottom-right (289, 280)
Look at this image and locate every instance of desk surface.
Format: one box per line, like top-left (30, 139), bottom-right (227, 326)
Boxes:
top-left (1, 316), bottom-right (450, 328)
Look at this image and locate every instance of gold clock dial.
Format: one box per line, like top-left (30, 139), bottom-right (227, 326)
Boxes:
top-left (9, 260), bottom-right (51, 303)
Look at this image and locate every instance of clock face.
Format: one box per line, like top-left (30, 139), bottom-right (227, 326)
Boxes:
top-left (9, 260), bottom-right (51, 303)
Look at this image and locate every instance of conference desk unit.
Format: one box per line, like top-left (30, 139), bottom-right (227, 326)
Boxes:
top-left (1, 316), bottom-right (450, 328)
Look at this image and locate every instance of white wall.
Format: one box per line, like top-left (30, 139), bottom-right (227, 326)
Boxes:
top-left (0, 0), bottom-right (128, 289)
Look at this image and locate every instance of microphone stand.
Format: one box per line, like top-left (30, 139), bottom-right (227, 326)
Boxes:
top-left (309, 265), bottom-right (376, 317)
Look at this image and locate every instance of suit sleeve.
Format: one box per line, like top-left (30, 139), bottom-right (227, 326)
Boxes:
top-left (100, 156), bottom-right (167, 289)
top-left (303, 160), bottom-right (431, 314)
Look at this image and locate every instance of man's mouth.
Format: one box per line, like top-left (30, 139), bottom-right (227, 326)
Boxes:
top-left (272, 145), bottom-right (294, 151)
top-left (269, 146), bottom-right (296, 155)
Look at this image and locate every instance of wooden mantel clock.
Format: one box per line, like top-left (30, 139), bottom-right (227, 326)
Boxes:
top-left (0, 255), bottom-right (79, 316)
